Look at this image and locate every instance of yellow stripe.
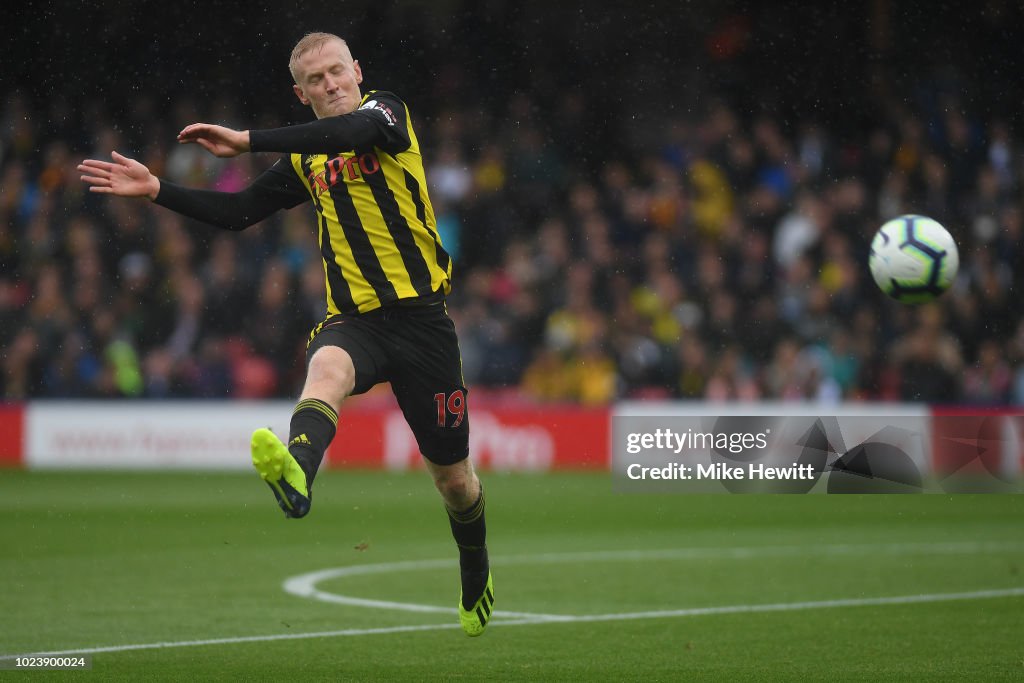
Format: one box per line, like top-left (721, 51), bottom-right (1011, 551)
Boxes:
top-left (321, 177), bottom-right (383, 313)
top-left (401, 102), bottom-right (450, 295)
top-left (295, 398), bottom-right (338, 421)
top-left (291, 156), bottom-right (341, 315)
top-left (289, 153), bottom-right (305, 179)
top-left (304, 153), bottom-right (382, 315)
top-left (377, 114), bottom-right (448, 296)
top-left (288, 94), bottom-right (450, 314)
top-left (345, 162), bottom-right (418, 300)
top-left (448, 493), bottom-right (485, 523)
top-left (294, 399), bottom-right (339, 427)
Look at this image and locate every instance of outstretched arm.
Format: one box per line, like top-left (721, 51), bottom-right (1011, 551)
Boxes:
top-left (78, 151), bottom-right (162, 200)
top-left (78, 152), bottom-right (308, 230)
top-left (178, 92), bottom-right (411, 157)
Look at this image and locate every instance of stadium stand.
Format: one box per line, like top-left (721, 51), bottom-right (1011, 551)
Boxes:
top-left (2, 1), bottom-right (1022, 405)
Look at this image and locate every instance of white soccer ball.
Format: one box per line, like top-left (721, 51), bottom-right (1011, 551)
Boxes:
top-left (868, 214), bottom-right (959, 303)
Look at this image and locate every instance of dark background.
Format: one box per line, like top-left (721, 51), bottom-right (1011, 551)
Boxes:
top-left (6, 0), bottom-right (1023, 153)
top-left (3, 0), bottom-right (1023, 404)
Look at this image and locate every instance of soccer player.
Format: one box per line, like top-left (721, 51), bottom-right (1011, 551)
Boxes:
top-left (78, 32), bottom-right (493, 637)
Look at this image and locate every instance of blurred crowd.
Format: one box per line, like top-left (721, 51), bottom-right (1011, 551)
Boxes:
top-left (1, 84), bottom-right (1021, 407)
top-left (441, 95), bottom-right (1024, 406)
top-left (3, 1), bottom-right (1024, 406)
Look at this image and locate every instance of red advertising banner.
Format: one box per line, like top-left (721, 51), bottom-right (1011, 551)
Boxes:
top-left (0, 403), bottom-right (24, 466)
top-left (14, 400), bottom-right (1019, 478)
top-left (929, 408), bottom-right (1023, 484)
top-left (328, 406), bottom-right (610, 470)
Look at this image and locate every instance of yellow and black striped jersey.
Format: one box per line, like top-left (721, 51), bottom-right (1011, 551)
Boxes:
top-left (284, 92), bottom-right (450, 315)
top-left (156, 90), bottom-right (452, 316)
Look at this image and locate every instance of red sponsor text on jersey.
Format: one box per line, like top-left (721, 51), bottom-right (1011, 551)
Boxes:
top-left (308, 152), bottom-right (382, 196)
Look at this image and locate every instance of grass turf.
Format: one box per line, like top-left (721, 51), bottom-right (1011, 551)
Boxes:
top-left (0, 470), bottom-right (1022, 681)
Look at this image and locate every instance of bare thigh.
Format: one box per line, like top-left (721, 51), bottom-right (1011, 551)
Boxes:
top-left (302, 345), bottom-right (357, 411)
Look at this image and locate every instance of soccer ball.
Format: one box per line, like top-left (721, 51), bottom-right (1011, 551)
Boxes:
top-left (868, 215), bottom-right (959, 303)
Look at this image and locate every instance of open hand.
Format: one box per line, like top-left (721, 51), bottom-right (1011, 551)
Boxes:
top-left (177, 123), bottom-right (251, 158)
top-left (78, 151), bottom-right (160, 200)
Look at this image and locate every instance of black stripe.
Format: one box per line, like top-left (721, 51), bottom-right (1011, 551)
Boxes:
top-left (308, 320), bottom-right (322, 345)
top-left (480, 599), bottom-right (491, 617)
top-left (318, 212), bottom-right (358, 313)
top-left (361, 162), bottom-right (434, 296)
top-left (304, 156), bottom-right (357, 314)
top-left (404, 169), bottom-right (451, 274)
top-left (485, 586), bottom-right (494, 603)
top-left (324, 160), bottom-right (396, 305)
top-left (476, 606), bottom-right (488, 625)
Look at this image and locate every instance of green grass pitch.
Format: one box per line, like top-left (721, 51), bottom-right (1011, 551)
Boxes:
top-left (1, 470), bottom-right (1022, 681)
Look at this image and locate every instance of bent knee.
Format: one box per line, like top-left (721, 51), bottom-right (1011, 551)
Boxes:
top-left (434, 472), bottom-right (467, 498)
top-left (433, 469), bottom-right (479, 509)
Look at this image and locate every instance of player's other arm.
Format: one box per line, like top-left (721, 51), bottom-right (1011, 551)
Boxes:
top-left (78, 152), bottom-right (306, 231)
top-left (179, 93), bottom-right (411, 155)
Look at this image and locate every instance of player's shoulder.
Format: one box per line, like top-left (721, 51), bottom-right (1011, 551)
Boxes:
top-left (357, 91), bottom-right (408, 127)
top-left (361, 89), bottom-right (405, 106)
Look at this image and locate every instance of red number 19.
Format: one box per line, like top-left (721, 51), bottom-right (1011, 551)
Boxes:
top-left (433, 390), bottom-right (466, 428)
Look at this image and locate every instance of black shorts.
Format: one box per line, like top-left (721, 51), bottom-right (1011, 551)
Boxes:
top-left (306, 301), bottom-right (469, 466)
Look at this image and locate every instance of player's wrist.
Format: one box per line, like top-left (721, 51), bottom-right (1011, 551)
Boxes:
top-left (147, 176), bottom-right (161, 201)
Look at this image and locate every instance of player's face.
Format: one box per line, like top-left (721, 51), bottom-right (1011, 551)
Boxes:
top-left (292, 40), bottom-right (363, 119)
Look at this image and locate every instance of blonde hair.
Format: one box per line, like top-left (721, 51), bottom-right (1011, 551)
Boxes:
top-left (289, 32), bottom-right (350, 83)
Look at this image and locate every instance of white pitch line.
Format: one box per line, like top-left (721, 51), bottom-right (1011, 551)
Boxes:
top-left (0, 623), bottom-right (468, 658)
top-left (284, 540), bottom-right (1024, 616)
top-left (504, 540), bottom-right (1024, 564)
top-left (283, 562), bottom-right (564, 620)
top-left (278, 591), bottom-right (563, 621)
top-left (2, 586), bottom-right (1023, 660)
top-left (531, 587), bottom-right (1024, 623)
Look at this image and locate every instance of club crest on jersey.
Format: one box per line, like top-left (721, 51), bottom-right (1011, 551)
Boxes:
top-left (359, 99), bottom-right (397, 127)
top-left (308, 152), bottom-right (382, 196)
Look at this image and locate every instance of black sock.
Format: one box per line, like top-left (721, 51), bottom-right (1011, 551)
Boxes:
top-left (447, 488), bottom-right (489, 607)
top-left (288, 398), bottom-right (338, 485)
